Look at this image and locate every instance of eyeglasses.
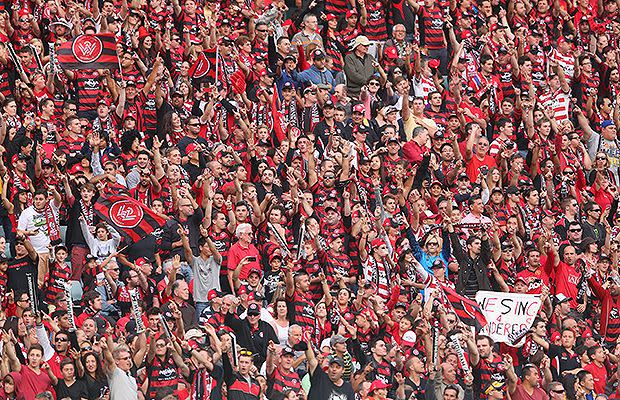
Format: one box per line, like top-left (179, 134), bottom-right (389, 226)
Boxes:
top-left (564, 171), bottom-right (575, 175)
top-left (368, 82), bottom-right (380, 87)
top-left (324, 175), bottom-right (335, 179)
top-left (551, 389), bottom-right (565, 394)
top-left (188, 123), bottom-right (200, 126)
top-left (110, 267), bottom-right (120, 271)
top-left (155, 342), bottom-right (166, 348)
top-left (257, 29), bottom-right (268, 33)
top-left (447, 319), bottom-right (457, 323)
top-left (118, 356), bottom-right (131, 361)
top-left (597, 156), bottom-right (607, 160)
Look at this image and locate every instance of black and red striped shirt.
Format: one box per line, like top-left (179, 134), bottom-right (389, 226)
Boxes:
top-left (419, 7), bottom-right (446, 50)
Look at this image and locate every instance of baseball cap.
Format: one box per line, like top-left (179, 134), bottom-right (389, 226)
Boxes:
top-left (602, 120), bottom-right (615, 129)
top-left (330, 334), bottom-right (347, 347)
top-left (185, 328), bottom-right (205, 341)
top-left (313, 49), bottom-right (326, 60)
top-left (327, 355), bottom-right (345, 366)
top-left (207, 289), bottom-right (221, 301)
top-left (11, 153), bottom-right (28, 164)
top-left (506, 185), bottom-right (519, 195)
top-left (369, 380), bottom-right (391, 393)
top-left (401, 330), bottom-right (417, 346)
top-left (485, 381), bottom-right (505, 395)
top-left (501, 241), bottom-right (514, 251)
top-left (514, 276), bottom-right (527, 285)
top-left (135, 257), bottom-right (151, 267)
top-left (247, 303), bottom-right (261, 316)
top-left (555, 293), bottom-right (572, 305)
top-left (281, 346), bottom-right (296, 356)
top-left (352, 36), bottom-right (371, 49)
top-left (346, 9), bottom-right (358, 18)
top-left (371, 238), bottom-right (386, 248)
top-left (394, 302), bottom-right (408, 310)
top-left (353, 104), bottom-right (365, 113)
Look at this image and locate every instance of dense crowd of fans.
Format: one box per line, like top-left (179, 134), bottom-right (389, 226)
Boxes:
top-left (0, 0), bottom-right (620, 399)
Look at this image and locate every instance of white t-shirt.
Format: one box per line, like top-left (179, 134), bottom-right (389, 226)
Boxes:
top-left (17, 201), bottom-right (59, 254)
top-left (108, 367), bottom-right (138, 400)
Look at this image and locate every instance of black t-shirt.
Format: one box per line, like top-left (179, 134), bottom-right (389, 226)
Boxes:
top-left (308, 366), bottom-right (355, 400)
top-left (404, 377), bottom-right (427, 400)
top-left (548, 344), bottom-right (581, 378)
top-left (7, 255), bottom-right (37, 293)
top-left (55, 379), bottom-right (89, 400)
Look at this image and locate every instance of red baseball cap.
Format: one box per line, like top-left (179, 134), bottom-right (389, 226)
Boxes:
top-left (353, 104), bottom-right (365, 113)
top-left (371, 238), bottom-right (386, 248)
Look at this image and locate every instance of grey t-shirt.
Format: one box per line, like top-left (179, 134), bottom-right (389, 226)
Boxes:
top-left (192, 255), bottom-right (221, 303)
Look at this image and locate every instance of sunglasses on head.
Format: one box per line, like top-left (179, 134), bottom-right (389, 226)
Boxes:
top-left (239, 349), bottom-right (254, 357)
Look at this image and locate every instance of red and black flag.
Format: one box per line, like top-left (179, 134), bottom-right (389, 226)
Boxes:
top-left (58, 33), bottom-right (119, 70)
top-left (95, 195), bottom-right (166, 244)
top-left (188, 48), bottom-right (217, 82)
top-left (440, 284), bottom-right (488, 328)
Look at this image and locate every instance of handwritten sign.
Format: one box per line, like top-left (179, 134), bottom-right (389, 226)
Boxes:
top-left (475, 291), bottom-right (542, 345)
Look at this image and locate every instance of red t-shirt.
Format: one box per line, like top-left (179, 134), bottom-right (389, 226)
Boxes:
top-left (466, 155), bottom-right (497, 182)
top-left (584, 362), bottom-right (607, 394)
top-left (19, 365), bottom-right (53, 399)
top-left (227, 242), bottom-right (261, 280)
top-left (552, 261), bottom-right (581, 308)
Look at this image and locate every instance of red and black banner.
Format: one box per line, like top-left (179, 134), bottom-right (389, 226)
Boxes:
top-left (188, 48), bottom-right (217, 82)
top-left (95, 195), bottom-right (166, 244)
top-left (57, 33), bottom-right (120, 70)
top-left (441, 284), bottom-right (488, 328)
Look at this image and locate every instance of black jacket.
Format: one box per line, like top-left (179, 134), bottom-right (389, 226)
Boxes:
top-left (450, 233), bottom-right (492, 297)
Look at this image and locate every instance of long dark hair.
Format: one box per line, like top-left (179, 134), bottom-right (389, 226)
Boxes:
top-left (81, 351), bottom-right (107, 382)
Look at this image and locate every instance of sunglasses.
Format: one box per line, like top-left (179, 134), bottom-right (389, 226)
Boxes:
top-left (239, 349), bottom-right (254, 356)
top-left (427, 242), bottom-right (439, 246)
top-left (56, 337), bottom-right (68, 342)
top-left (569, 228), bottom-right (582, 232)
